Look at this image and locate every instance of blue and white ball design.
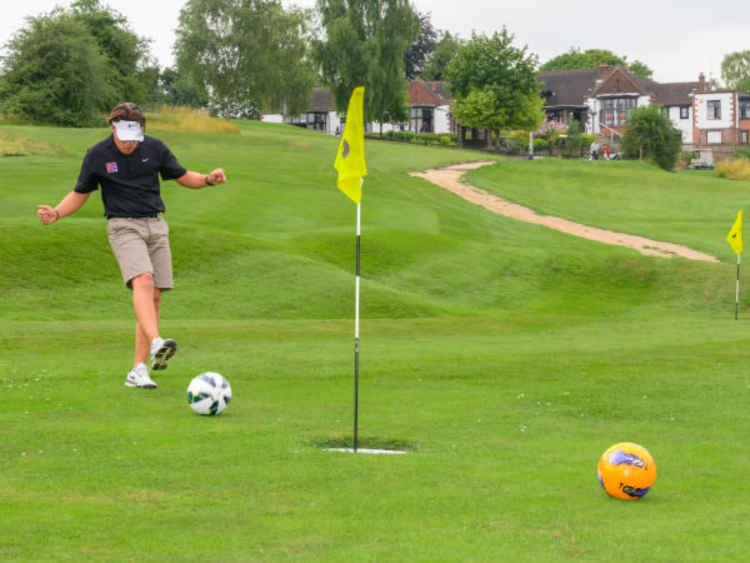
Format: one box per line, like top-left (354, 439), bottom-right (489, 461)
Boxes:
top-left (187, 372), bottom-right (232, 415)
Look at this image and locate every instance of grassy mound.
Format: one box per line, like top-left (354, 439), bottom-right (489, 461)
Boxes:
top-left (147, 105), bottom-right (240, 134)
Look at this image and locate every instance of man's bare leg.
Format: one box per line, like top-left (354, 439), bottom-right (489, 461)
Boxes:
top-left (133, 282), bottom-right (161, 368)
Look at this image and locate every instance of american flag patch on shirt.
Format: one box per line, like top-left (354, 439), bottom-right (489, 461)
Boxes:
top-left (106, 161), bottom-right (118, 174)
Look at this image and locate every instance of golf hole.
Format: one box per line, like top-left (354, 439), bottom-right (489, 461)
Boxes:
top-left (313, 436), bottom-right (415, 454)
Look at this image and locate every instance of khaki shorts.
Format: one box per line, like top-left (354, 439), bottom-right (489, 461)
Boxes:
top-left (106, 216), bottom-right (173, 290)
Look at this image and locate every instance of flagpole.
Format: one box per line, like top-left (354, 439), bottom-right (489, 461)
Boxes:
top-left (736, 253), bottom-right (741, 320)
top-left (353, 197), bottom-right (361, 452)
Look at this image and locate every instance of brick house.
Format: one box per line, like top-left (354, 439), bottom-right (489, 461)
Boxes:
top-left (692, 73), bottom-right (750, 156)
top-left (538, 64), bottom-right (750, 157)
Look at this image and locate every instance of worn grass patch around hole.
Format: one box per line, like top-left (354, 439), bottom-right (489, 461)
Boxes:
top-left (311, 436), bottom-right (417, 452)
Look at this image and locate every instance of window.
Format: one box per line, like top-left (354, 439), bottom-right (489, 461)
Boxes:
top-left (707, 131), bottom-right (722, 144)
top-left (598, 97), bottom-right (637, 126)
top-left (546, 110), bottom-right (562, 122)
top-left (680, 106), bottom-right (689, 119)
top-left (740, 100), bottom-right (750, 120)
top-left (410, 107), bottom-right (434, 133)
top-left (742, 130), bottom-right (749, 144)
top-left (707, 100), bottom-right (721, 120)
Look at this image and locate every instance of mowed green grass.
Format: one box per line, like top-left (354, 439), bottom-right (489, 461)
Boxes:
top-left (2, 121), bottom-right (750, 561)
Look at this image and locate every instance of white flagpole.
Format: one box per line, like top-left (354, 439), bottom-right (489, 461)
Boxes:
top-left (736, 253), bottom-right (741, 320)
top-left (353, 193), bottom-right (361, 452)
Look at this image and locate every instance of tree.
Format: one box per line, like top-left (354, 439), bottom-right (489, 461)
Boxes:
top-left (159, 67), bottom-right (208, 108)
top-left (541, 47), bottom-right (653, 79)
top-left (721, 51), bottom-right (750, 92)
top-left (70, 0), bottom-right (153, 103)
top-left (622, 105), bottom-right (682, 171)
top-left (175, 0), bottom-right (316, 118)
top-left (404, 11), bottom-right (437, 79)
top-left (445, 29), bottom-right (544, 148)
top-left (562, 118), bottom-right (582, 158)
top-left (0, 10), bottom-right (116, 125)
top-left (421, 31), bottom-right (461, 81)
top-left (314, 0), bottom-right (419, 127)
top-left (628, 60), bottom-right (653, 80)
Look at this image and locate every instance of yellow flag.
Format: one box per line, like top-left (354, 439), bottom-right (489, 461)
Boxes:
top-left (727, 210), bottom-right (743, 254)
top-left (334, 86), bottom-right (367, 204)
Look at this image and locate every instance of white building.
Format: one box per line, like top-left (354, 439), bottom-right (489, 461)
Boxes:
top-left (539, 65), bottom-right (750, 155)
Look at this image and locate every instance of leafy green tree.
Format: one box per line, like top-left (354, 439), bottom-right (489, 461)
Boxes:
top-left (404, 11), bottom-right (437, 79)
top-left (421, 31), bottom-right (461, 81)
top-left (159, 67), bottom-right (208, 108)
top-left (175, 0), bottom-right (316, 118)
top-left (721, 51), bottom-right (750, 92)
top-left (541, 47), bottom-right (653, 79)
top-left (622, 105), bottom-right (682, 170)
top-left (70, 0), bottom-right (152, 102)
top-left (314, 0), bottom-right (419, 127)
top-left (0, 10), bottom-right (116, 125)
top-left (628, 60), bottom-right (653, 80)
top-left (445, 29), bottom-right (544, 148)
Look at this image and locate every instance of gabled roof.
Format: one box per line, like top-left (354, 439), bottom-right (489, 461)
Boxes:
top-left (592, 67), bottom-right (651, 96)
top-left (409, 79), bottom-right (450, 106)
top-left (651, 82), bottom-right (699, 106)
top-left (537, 69), bottom-right (597, 107)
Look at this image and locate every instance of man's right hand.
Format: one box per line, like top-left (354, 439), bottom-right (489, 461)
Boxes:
top-left (37, 205), bottom-right (59, 225)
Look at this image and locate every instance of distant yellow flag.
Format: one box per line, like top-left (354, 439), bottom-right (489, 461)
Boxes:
top-left (727, 210), bottom-right (743, 254)
top-left (334, 86), bottom-right (367, 204)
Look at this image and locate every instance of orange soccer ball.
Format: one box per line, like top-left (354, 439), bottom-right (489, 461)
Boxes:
top-left (597, 442), bottom-right (656, 500)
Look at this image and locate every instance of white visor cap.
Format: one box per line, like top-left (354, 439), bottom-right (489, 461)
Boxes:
top-left (113, 120), bottom-right (144, 142)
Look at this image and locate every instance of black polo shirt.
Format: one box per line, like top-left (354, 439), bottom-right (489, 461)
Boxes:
top-left (74, 135), bottom-right (187, 218)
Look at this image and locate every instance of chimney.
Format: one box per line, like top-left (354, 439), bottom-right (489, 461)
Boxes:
top-left (596, 62), bottom-right (613, 82)
top-left (698, 72), bottom-right (706, 91)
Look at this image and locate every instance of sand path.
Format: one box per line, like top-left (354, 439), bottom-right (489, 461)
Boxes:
top-left (411, 161), bottom-right (719, 263)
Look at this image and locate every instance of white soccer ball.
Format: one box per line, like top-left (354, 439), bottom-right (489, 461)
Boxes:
top-left (187, 372), bottom-right (232, 415)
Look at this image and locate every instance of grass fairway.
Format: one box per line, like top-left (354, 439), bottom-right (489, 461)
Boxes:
top-left (2, 121), bottom-right (750, 561)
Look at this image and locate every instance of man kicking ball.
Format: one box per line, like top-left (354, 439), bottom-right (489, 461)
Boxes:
top-left (37, 102), bottom-right (226, 389)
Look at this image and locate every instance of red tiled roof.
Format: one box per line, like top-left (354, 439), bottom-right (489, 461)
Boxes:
top-left (409, 80), bottom-right (450, 106)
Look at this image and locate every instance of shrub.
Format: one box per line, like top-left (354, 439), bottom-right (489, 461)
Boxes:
top-left (621, 105), bottom-right (682, 170)
top-left (735, 147), bottom-right (750, 160)
top-left (381, 130), bottom-right (456, 147)
top-left (562, 118), bottom-right (582, 158)
top-left (506, 130), bottom-right (530, 152)
top-left (532, 138), bottom-right (548, 152)
top-left (385, 130), bottom-right (416, 143)
top-left (580, 133), bottom-right (595, 153)
top-left (716, 159), bottom-right (750, 181)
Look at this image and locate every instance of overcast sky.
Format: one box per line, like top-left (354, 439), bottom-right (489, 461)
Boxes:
top-left (2, 0), bottom-right (748, 84)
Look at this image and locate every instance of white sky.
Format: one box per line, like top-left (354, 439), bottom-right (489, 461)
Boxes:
top-left (1, 0), bottom-right (748, 84)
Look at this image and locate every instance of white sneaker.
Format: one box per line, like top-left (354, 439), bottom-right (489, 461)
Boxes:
top-left (150, 337), bottom-right (177, 371)
top-left (124, 363), bottom-right (157, 389)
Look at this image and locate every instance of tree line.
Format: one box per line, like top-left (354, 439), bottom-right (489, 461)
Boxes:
top-left (1, 0), bottom-right (748, 146)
